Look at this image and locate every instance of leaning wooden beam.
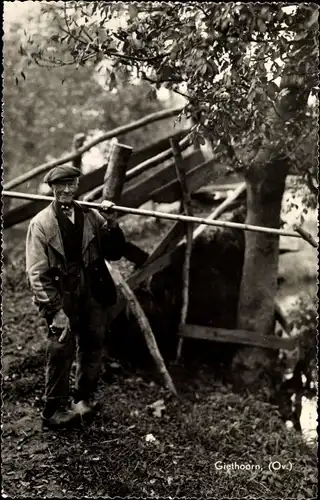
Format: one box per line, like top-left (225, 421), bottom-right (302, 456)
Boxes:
top-left (108, 251), bottom-right (173, 323)
top-left (106, 262), bottom-right (177, 395)
top-left (101, 142), bottom-right (148, 267)
top-left (4, 106), bottom-right (184, 191)
top-left (142, 183), bottom-right (245, 270)
top-left (170, 138), bottom-right (194, 363)
top-left (3, 190), bottom-right (304, 239)
top-left (80, 128), bottom-right (189, 195)
top-left (178, 324), bottom-right (300, 351)
top-left (72, 132), bottom-right (86, 170)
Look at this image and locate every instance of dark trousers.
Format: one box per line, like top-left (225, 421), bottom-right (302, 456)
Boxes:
top-left (44, 287), bottom-right (109, 408)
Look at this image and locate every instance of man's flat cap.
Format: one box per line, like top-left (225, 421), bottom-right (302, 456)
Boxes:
top-left (44, 165), bottom-right (81, 185)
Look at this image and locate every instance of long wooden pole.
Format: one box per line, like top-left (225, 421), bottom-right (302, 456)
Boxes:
top-left (3, 190), bottom-right (308, 241)
top-left (3, 106), bottom-right (184, 191)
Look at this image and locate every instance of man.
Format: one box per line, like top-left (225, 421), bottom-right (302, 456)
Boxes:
top-left (26, 165), bottom-right (126, 429)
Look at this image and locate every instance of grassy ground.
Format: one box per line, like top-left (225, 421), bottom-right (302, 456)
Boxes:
top-left (2, 202), bottom-right (318, 498)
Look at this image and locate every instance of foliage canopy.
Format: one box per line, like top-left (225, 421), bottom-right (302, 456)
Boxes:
top-left (18, 3), bottom-right (318, 193)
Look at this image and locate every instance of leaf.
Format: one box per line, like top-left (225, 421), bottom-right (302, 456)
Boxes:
top-left (128, 4), bottom-right (139, 19)
top-left (149, 399), bottom-right (166, 417)
top-left (201, 63), bottom-right (208, 76)
top-left (170, 47), bottom-right (179, 62)
top-left (147, 88), bottom-right (157, 101)
top-left (145, 433), bottom-right (157, 442)
top-left (266, 81), bottom-right (279, 101)
top-left (248, 88), bottom-right (256, 104)
top-left (220, 60), bottom-right (229, 72)
top-left (109, 362), bottom-right (120, 369)
top-left (19, 45), bottom-right (27, 56)
top-left (50, 34), bottom-right (60, 43)
top-left (305, 9), bottom-right (318, 28)
top-left (257, 18), bottom-right (267, 34)
top-left (108, 72), bottom-right (117, 91)
top-left (21, 71), bottom-right (26, 80)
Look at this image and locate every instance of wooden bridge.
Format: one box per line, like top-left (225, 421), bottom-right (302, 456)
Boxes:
top-left (3, 107), bottom-right (303, 392)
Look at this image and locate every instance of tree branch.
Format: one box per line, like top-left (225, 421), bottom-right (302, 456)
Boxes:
top-left (196, 5), bottom-right (211, 18)
top-left (140, 73), bottom-right (193, 101)
top-left (306, 170), bottom-right (318, 196)
top-left (107, 49), bottom-right (169, 63)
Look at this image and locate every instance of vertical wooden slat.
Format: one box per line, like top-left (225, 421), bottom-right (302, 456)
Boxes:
top-left (170, 138), bottom-right (194, 362)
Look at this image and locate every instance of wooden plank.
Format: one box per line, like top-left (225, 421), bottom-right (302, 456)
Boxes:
top-left (178, 324), bottom-right (298, 351)
top-left (127, 128), bottom-right (188, 174)
top-left (125, 133), bottom-right (191, 181)
top-left (150, 158), bottom-right (227, 203)
top-left (121, 150), bottom-right (205, 208)
top-left (3, 130), bottom-right (189, 229)
top-left (146, 221), bottom-right (185, 264)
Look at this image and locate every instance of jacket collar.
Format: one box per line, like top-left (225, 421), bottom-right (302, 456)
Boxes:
top-left (46, 201), bottom-right (95, 259)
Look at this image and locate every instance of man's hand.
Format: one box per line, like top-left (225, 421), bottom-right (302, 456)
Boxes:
top-left (50, 309), bottom-right (70, 343)
top-left (100, 200), bottom-right (115, 212)
top-left (100, 199), bottom-right (117, 225)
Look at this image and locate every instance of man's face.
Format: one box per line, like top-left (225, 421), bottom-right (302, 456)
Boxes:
top-left (51, 178), bottom-right (79, 204)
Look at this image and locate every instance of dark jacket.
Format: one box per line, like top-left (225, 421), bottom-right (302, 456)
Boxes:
top-left (26, 201), bottom-right (126, 317)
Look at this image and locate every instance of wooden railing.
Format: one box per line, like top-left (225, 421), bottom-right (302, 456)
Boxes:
top-left (4, 106), bottom-right (184, 191)
top-left (3, 128), bottom-right (195, 229)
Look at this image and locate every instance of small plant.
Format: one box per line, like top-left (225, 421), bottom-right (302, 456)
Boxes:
top-left (288, 292), bottom-right (318, 392)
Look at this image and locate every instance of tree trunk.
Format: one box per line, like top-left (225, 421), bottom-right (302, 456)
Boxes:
top-left (231, 158), bottom-right (289, 390)
top-left (238, 160), bottom-right (289, 334)
top-left (232, 45), bottom-right (313, 389)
